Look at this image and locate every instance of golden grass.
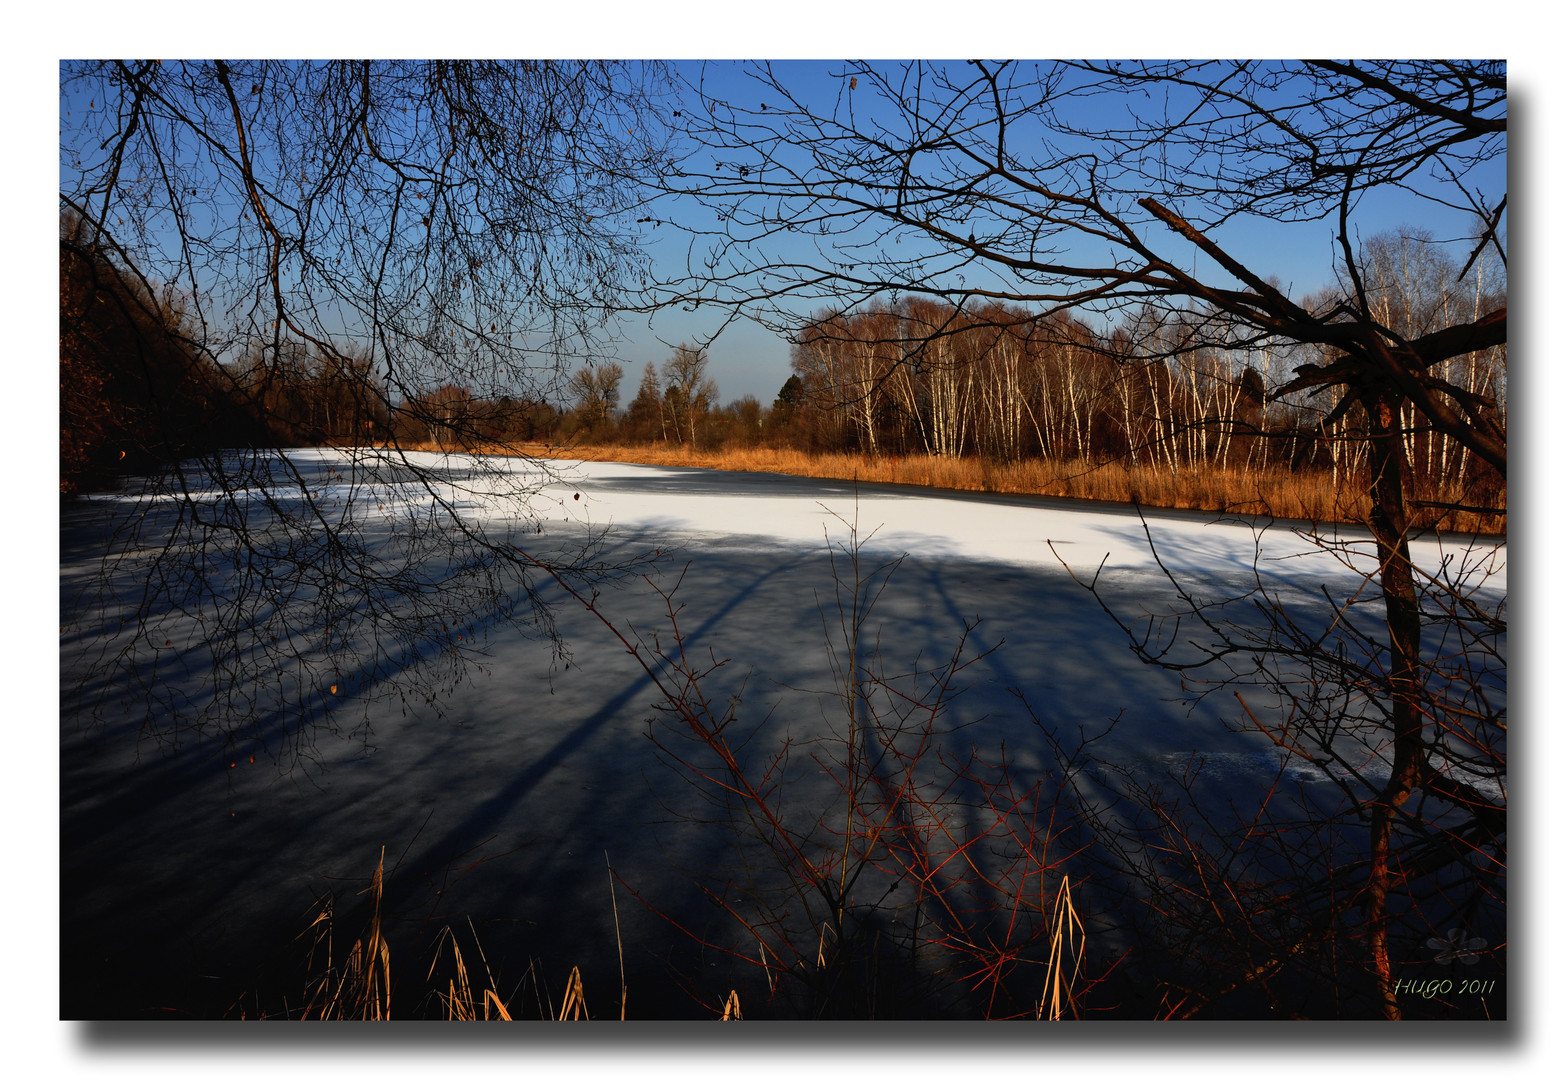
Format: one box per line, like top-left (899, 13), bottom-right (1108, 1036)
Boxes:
top-left (256, 848), bottom-right (641, 1020)
top-left (428, 921), bottom-right (514, 1021)
top-left (721, 989), bottom-right (743, 1020)
top-left (1038, 875), bottom-right (1085, 1021)
top-left (298, 847), bottom-right (394, 1020)
top-left (556, 966), bottom-right (590, 1021)
top-left (282, 850), bottom-right (522, 1020)
top-left (421, 440), bottom-right (1505, 536)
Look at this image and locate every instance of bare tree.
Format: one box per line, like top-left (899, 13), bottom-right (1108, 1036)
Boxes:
top-left (650, 59), bottom-right (1506, 1018)
top-left (660, 343), bottom-right (717, 446)
top-left (60, 60), bottom-right (675, 751)
top-left (567, 361), bottom-right (625, 436)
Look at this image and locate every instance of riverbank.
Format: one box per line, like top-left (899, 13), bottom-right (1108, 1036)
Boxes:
top-left (389, 440), bottom-right (1506, 537)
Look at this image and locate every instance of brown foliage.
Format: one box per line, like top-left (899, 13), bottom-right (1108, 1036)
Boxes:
top-left (59, 211), bottom-right (269, 494)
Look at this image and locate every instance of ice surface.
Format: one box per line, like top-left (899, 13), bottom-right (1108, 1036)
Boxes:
top-left (60, 449), bottom-right (1507, 1017)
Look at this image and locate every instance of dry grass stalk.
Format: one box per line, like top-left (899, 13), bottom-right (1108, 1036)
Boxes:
top-left (292, 851), bottom-right (527, 1021)
top-left (1037, 875), bottom-right (1085, 1021)
top-left (482, 988), bottom-right (514, 1021)
top-left (299, 847), bottom-right (393, 1020)
top-left (427, 921), bottom-right (514, 1021)
top-left (435, 932), bottom-right (474, 1020)
top-left (815, 922), bottom-right (836, 970)
top-left (557, 966), bottom-right (590, 1020)
top-left (607, 852), bottom-right (627, 1021)
top-left (721, 990), bottom-right (743, 1020)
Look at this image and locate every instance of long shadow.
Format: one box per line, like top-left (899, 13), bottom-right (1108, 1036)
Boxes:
top-left (59, 518), bottom-right (648, 825)
top-left (61, 502), bottom-right (672, 1016)
top-left (377, 545), bottom-right (815, 896)
top-left (60, 520), bottom-right (813, 1017)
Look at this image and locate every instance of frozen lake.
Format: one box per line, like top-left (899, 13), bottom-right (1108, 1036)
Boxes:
top-left (59, 450), bottom-right (1507, 1018)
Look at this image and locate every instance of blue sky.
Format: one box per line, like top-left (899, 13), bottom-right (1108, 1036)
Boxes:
top-left (56, 58), bottom-right (1507, 408)
top-left (613, 59), bottom-right (1507, 404)
top-left (20, 16), bottom-right (1558, 1077)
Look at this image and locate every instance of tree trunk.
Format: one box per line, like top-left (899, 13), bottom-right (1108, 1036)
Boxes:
top-left (1363, 389), bottom-right (1426, 1021)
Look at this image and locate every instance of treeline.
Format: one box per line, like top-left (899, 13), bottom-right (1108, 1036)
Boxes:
top-left (388, 343), bottom-right (779, 451)
top-left (547, 232), bottom-right (1504, 518)
top-left (65, 212), bottom-right (1505, 520)
top-left (773, 245), bottom-right (1505, 509)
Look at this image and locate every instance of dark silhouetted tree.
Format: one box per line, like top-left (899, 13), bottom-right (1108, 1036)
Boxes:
top-left (61, 59), bottom-right (675, 748)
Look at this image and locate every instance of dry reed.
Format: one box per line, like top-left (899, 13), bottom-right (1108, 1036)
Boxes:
top-left (285, 851), bottom-right (527, 1020)
top-left (556, 966), bottom-right (590, 1020)
top-left (391, 440), bottom-right (1503, 536)
top-left (1037, 875), bottom-right (1085, 1021)
top-left (297, 847), bottom-right (394, 1020)
top-left (427, 921), bottom-right (514, 1020)
top-left (721, 989), bottom-right (743, 1020)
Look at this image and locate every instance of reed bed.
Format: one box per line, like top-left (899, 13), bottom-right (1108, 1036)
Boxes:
top-left (421, 441), bottom-right (1504, 536)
